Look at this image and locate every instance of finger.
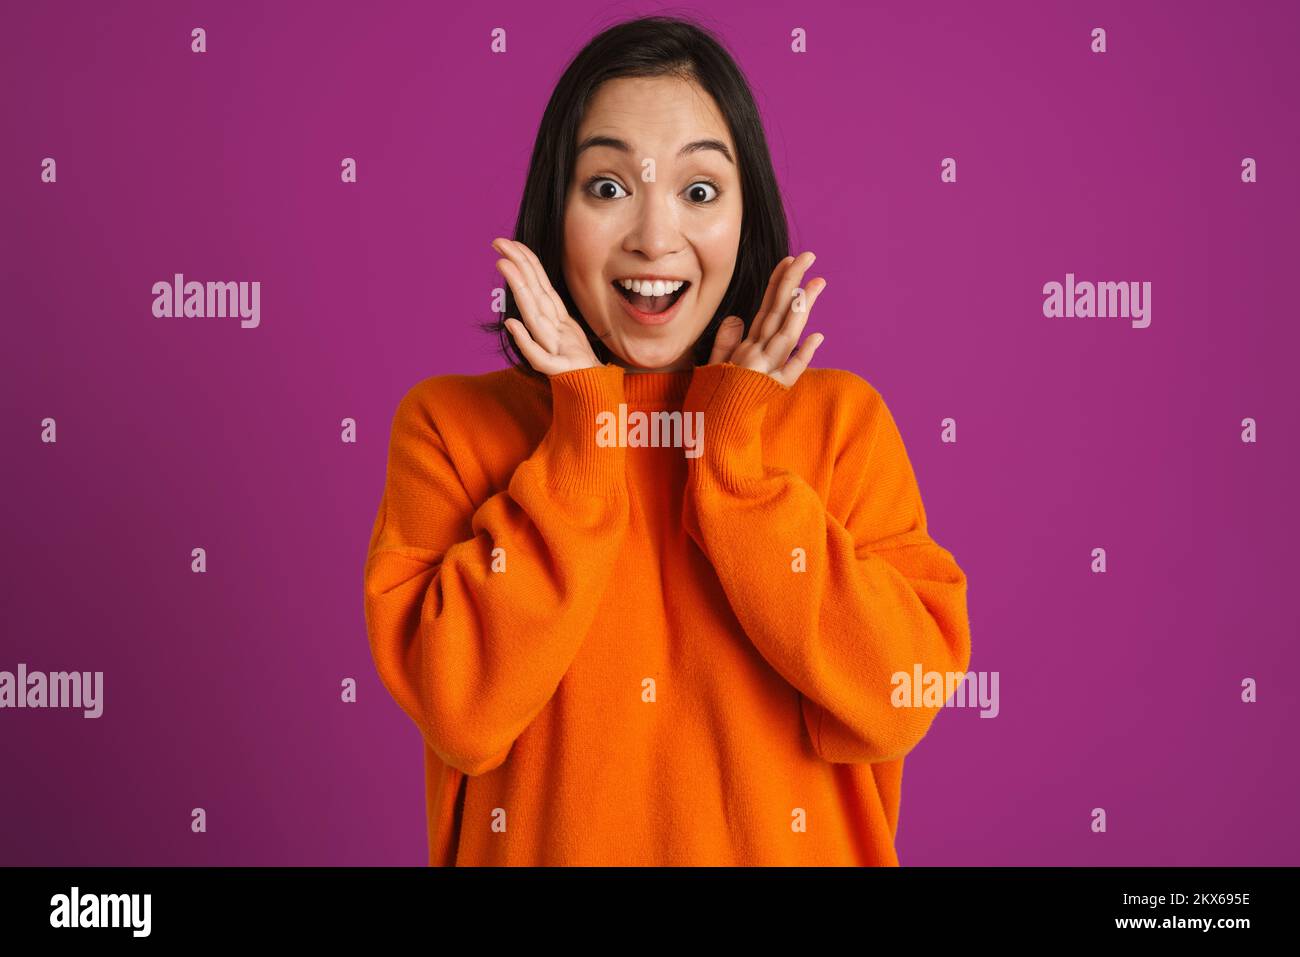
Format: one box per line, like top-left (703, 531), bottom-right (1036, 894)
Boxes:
top-left (500, 239), bottom-right (561, 328)
top-left (764, 277), bottom-right (826, 363)
top-left (759, 252), bottom-right (816, 344)
top-left (803, 276), bottom-right (827, 312)
top-left (777, 332), bottom-right (825, 386)
top-left (494, 239), bottom-right (558, 331)
top-left (497, 259), bottom-right (555, 352)
top-left (745, 256), bottom-right (794, 344)
top-left (508, 240), bottom-right (571, 327)
top-left (504, 317), bottom-right (559, 375)
top-left (497, 258), bottom-right (558, 353)
top-left (757, 252), bottom-right (815, 347)
top-left (707, 316), bottom-right (744, 365)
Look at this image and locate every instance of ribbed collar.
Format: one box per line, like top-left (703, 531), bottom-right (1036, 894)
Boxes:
top-left (621, 368), bottom-right (694, 406)
top-left (510, 363), bottom-right (695, 407)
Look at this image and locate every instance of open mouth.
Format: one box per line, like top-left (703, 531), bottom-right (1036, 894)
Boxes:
top-left (612, 280), bottom-right (690, 315)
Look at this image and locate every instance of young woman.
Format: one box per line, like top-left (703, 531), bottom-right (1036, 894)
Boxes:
top-left (363, 15), bottom-right (971, 866)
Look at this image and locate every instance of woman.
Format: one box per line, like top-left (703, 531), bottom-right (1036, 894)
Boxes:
top-left (363, 14), bottom-right (971, 866)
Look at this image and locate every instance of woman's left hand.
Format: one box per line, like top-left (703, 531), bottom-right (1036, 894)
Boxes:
top-left (706, 251), bottom-right (827, 386)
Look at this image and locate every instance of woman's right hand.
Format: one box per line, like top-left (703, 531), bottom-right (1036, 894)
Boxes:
top-left (492, 238), bottom-right (603, 376)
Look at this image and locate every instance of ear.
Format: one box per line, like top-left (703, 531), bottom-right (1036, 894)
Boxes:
top-left (706, 316), bottom-right (745, 365)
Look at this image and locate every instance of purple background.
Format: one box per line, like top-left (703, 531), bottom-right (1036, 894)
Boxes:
top-left (2, 0), bottom-right (1297, 866)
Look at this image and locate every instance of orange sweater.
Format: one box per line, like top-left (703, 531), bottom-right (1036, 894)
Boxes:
top-left (363, 360), bottom-right (971, 865)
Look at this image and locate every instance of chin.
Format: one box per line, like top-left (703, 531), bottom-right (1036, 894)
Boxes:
top-left (617, 348), bottom-right (691, 372)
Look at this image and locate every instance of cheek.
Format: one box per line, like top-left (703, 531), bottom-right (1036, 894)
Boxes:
top-left (692, 214), bottom-right (742, 275)
top-left (563, 205), bottom-right (618, 281)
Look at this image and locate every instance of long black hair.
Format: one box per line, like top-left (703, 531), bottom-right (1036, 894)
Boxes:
top-left (478, 13), bottom-right (791, 380)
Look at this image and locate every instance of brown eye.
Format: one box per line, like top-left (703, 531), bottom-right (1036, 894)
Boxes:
top-left (586, 177), bottom-right (628, 200)
top-left (685, 181), bottom-right (720, 204)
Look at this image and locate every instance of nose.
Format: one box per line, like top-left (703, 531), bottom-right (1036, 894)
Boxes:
top-left (622, 185), bottom-right (684, 261)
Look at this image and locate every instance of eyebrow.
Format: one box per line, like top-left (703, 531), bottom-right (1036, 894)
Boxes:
top-left (575, 134), bottom-right (735, 165)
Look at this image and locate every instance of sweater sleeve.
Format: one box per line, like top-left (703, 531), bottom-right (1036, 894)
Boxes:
top-left (363, 364), bottom-right (631, 776)
top-left (679, 362), bottom-right (972, 764)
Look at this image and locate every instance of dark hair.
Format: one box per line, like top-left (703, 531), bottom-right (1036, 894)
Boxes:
top-left (477, 13), bottom-right (791, 380)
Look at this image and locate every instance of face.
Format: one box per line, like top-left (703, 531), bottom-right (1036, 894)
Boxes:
top-left (562, 75), bottom-right (743, 373)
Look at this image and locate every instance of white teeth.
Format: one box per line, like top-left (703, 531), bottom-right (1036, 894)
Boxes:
top-left (617, 279), bottom-right (685, 296)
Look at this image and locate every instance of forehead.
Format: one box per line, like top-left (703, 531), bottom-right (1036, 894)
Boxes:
top-left (576, 75), bottom-right (733, 152)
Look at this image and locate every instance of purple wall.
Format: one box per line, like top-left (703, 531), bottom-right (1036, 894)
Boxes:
top-left (2, 0), bottom-right (1296, 865)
